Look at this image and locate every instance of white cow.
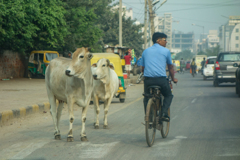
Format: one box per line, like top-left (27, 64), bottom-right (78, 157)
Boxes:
top-left (91, 58), bottom-right (119, 129)
top-left (45, 47), bottom-right (93, 142)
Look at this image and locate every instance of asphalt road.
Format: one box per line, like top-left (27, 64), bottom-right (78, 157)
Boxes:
top-left (0, 72), bottom-right (240, 160)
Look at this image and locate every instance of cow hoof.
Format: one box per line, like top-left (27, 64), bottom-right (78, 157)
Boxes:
top-left (103, 125), bottom-right (108, 129)
top-left (81, 136), bottom-right (88, 142)
top-left (94, 125), bottom-right (99, 129)
top-left (93, 123), bottom-right (96, 126)
top-left (67, 137), bottom-right (74, 142)
top-left (55, 135), bottom-right (61, 140)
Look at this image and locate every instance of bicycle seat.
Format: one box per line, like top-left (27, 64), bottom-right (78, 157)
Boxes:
top-left (147, 85), bottom-right (161, 90)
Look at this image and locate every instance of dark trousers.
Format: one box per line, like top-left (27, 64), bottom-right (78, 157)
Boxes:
top-left (143, 77), bottom-right (173, 115)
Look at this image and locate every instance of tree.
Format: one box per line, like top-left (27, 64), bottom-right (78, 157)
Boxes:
top-left (175, 50), bottom-right (194, 61)
top-left (61, 0), bottom-right (103, 54)
top-left (197, 45), bottom-right (221, 57)
top-left (0, 0), bottom-right (68, 55)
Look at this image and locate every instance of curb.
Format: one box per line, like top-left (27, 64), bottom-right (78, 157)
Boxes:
top-left (0, 77), bottom-right (140, 126)
top-left (0, 102), bottom-right (50, 126)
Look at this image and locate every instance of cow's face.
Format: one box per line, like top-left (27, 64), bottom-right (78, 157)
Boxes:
top-left (92, 58), bottom-right (114, 82)
top-left (65, 47), bottom-right (93, 78)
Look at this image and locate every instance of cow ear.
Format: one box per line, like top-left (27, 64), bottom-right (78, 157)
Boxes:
top-left (106, 59), bottom-right (110, 66)
top-left (92, 63), bottom-right (97, 67)
top-left (109, 63), bottom-right (115, 70)
top-left (88, 53), bottom-right (93, 60)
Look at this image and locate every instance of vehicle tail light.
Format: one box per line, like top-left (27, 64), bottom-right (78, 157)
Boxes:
top-left (119, 79), bottom-right (122, 87)
top-left (205, 60), bottom-right (209, 68)
top-left (215, 61), bottom-right (220, 70)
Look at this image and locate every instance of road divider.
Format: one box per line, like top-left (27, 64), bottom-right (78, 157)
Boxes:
top-left (0, 102), bottom-right (50, 126)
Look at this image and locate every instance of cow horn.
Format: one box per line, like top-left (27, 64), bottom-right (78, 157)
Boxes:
top-left (106, 59), bottom-right (110, 66)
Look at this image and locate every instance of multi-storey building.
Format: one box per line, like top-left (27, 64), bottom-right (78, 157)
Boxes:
top-left (207, 30), bottom-right (219, 48)
top-left (171, 31), bottom-right (195, 54)
top-left (144, 13), bottom-right (172, 50)
top-left (219, 16), bottom-right (240, 52)
top-left (163, 13), bottom-right (172, 51)
top-left (229, 24), bottom-right (240, 51)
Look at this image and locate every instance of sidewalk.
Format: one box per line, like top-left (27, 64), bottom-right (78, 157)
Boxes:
top-left (0, 75), bottom-right (140, 126)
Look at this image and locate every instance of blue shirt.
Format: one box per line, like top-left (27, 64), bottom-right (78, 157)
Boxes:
top-left (142, 43), bottom-right (172, 77)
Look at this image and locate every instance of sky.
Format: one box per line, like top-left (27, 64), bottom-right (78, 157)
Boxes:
top-left (112, 0), bottom-right (240, 40)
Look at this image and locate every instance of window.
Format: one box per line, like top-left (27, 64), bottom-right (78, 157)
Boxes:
top-left (208, 58), bottom-right (216, 64)
top-left (236, 36), bottom-right (239, 40)
top-left (236, 28), bottom-right (239, 33)
top-left (236, 44), bottom-right (239, 48)
top-left (218, 53), bottom-right (240, 61)
top-left (46, 53), bottom-right (58, 61)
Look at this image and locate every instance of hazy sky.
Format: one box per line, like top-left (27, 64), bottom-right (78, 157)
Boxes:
top-left (113, 0), bottom-right (240, 40)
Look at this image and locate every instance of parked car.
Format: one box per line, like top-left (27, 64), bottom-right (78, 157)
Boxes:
top-left (203, 56), bottom-right (217, 80)
top-left (213, 52), bottom-right (240, 87)
top-left (234, 62), bottom-right (240, 97)
top-left (185, 61), bottom-right (191, 70)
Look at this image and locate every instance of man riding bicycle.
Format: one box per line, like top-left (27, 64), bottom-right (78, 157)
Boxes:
top-left (180, 58), bottom-right (185, 73)
top-left (142, 32), bottom-right (178, 122)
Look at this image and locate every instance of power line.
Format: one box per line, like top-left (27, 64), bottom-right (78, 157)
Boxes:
top-left (155, 0), bottom-right (240, 13)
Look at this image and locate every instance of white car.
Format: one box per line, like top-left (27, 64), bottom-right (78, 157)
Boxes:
top-left (203, 56), bottom-right (217, 80)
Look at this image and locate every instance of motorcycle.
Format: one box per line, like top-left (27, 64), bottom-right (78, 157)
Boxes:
top-left (136, 72), bottom-right (144, 84)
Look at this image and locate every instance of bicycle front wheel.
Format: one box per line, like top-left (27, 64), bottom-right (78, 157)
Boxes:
top-left (161, 108), bottom-right (170, 138)
top-left (145, 98), bottom-right (156, 147)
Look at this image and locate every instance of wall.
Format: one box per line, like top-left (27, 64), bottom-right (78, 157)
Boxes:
top-left (0, 50), bottom-right (26, 79)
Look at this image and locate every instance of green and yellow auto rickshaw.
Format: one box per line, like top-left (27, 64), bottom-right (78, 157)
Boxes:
top-left (91, 53), bottom-right (126, 103)
top-left (28, 50), bottom-right (59, 78)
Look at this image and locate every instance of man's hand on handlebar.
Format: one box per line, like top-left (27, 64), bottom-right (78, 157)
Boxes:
top-left (173, 78), bottom-right (178, 84)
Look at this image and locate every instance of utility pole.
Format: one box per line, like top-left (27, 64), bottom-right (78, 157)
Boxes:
top-left (119, 0), bottom-right (122, 47)
top-left (148, 0), bottom-right (155, 37)
top-left (144, 0), bottom-right (148, 49)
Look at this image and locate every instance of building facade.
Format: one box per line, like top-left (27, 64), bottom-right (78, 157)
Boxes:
top-left (171, 32), bottom-right (195, 54)
top-left (207, 30), bottom-right (219, 48)
top-left (229, 24), bottom-right (240, 51)
top-left (219, 16), bottom-right (240, 52)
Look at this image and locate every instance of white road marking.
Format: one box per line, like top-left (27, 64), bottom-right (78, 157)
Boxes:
top-left (76, 142), bottom-right (119, 158)
top-left (175, 136), bottom-right (187, 139)
top-left (171, 116), bottom-right (177, 121)
top-left (152, 136), bottom-right (187, 157)
top-left (191, 98), bottom-right (197, 103)
top-left (153, 139), bottom-right (181, 157)
top-left (0, 140), bottom-right (51, 160)
top-left (182, 106), bottom-right (189, 111)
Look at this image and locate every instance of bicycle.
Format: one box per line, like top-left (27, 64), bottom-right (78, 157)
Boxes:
top-left (143, 78), bottom-right (172, 147)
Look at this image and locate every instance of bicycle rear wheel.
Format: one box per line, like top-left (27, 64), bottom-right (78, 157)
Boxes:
top-left (160, 108), bottom-right (170, 138)
top-left (145, 98), bottom-right (156, 147)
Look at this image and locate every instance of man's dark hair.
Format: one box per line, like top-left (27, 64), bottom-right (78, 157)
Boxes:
top-left (152, 32), bottom-right (167, 43)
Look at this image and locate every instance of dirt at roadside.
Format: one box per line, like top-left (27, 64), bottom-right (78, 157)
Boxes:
top-left (0, 78), bottom-right (48, 113)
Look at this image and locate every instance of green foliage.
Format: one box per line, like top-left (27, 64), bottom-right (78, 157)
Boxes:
top-left (197, 45), bottom-right (221, 57)
top-left (0, 0), bottom-right (68, 54)
top-left (175, 50), bottom-right (195, 61)
top-left (61, 0), bottom-right (103, 53)
top-left (0, 0), bottom-right (144, 57)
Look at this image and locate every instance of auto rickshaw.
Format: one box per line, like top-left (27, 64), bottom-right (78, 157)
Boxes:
top-left (28, 50), bottom-right (59, 78)
top-left (172, 60), bottom-right (180, 72)
top-left (91, 53), bottom-right (126, 103)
